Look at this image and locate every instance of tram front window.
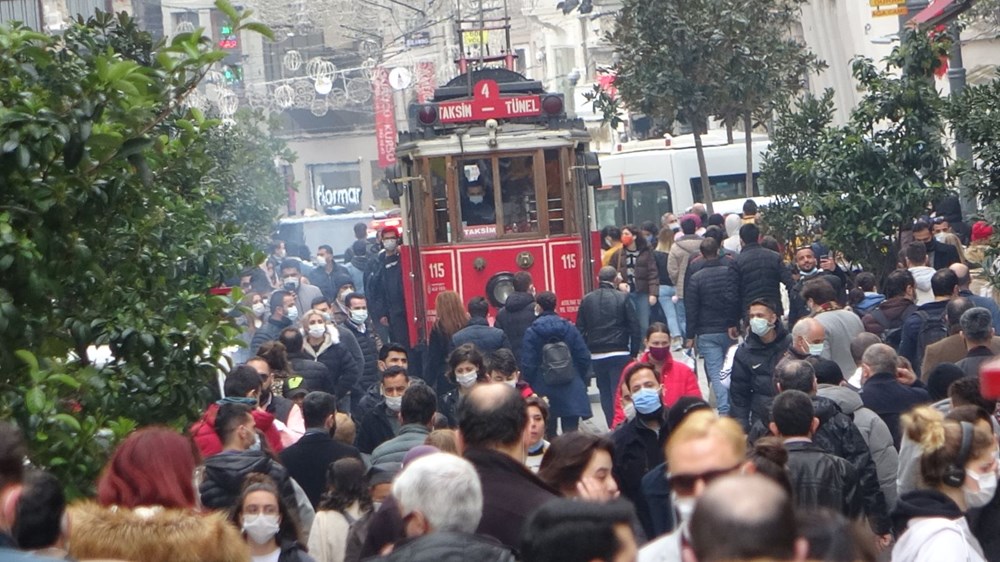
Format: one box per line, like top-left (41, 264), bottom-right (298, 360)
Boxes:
top-left (500, 156), bottom-right (538, 234)
top-left (460, 160), bottom-right (497, 238)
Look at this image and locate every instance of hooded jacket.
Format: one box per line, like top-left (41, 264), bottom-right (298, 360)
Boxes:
top-left (521, 312), bottom-right (592, 418)
top-left (495, 291), bottom-right (536, 363)
top-left (855, 292), bottom-right (886, 316)
top-left (729, 323), bottom-right (792, 431)
top-left (67, 502), bottom-right (249, 562)
top-left (861, 296), bottom-right (917, 344)
top-left (817, 384), bottom-right (900, 509)
top-left (304, 326), bottom-right (362, 398)
top-left (909, 266), bottom-right (936, 305)
top-left (199, 450), bottom-right (299, 515)
top-left (287, 351), bottom-right (333, 395)
top-left (891, 489), bottom-right (985, 562)
top-left (452, 317), bottom-right (511, 354)
top-left (609, 350), bottom-right (700, 428)
top-left (190, 402), bottom-right (284, 458)
top-left (667, 235), bottom-right (702, 298)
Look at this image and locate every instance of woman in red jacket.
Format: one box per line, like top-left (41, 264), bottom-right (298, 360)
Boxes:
top-left (609, 323), bottom-right (701, 429)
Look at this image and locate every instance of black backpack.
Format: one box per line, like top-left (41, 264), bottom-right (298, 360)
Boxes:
top-left (871, 304), bottom-right (917, 350)
top-left (541, 338), bottom-right (576, 386)
top-left (915, 309), bottom-right (948, 361)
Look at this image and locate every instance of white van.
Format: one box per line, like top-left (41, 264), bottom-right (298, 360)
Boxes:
top-left (276, 209), bottom-right (401, 259)
top-left (594, 132), bottom-right (772, 229)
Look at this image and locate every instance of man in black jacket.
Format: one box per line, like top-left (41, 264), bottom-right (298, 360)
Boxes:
top-left (452, 297), bottom-right (511, 353)
top-left (495, 272), bottom-right (536, 364)
top-left (279, 328), bottom-right (334, 395)
top-left (577, 266), bottom-right (641, 425)
top-left (308, 244), bottom-right (354, 302)
top-left (859, 344), bottom-right (931, 448)
top-left (763, 360), bottom-right (891, 539)
top-left (279, 392), bottom-right (361, 508)
top-left (729, 298), bottom-right (792, 431)
top-left (912, 220), bottom-right (961, 270)
top-left (342, 292), bottom-right (381, 412)
top-left (734, 223), bottom-right (794, 318)
top-left (685, 237), bottom-right (740, 415)
top-left (355, 366), bottom-right (411, 454)
top-left (367, 226), bottom-right (409, 349)
top-left (250, 290), bottom-right (295, 353)
top-left (771, 390), bottom-right (861, 518)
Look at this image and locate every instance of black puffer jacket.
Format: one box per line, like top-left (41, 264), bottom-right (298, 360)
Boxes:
top-left (729, 324), bottom-right (792, 431)
top-left (749, 396), bottom-right (891, 534)
top-left (380, 531), bottom-right (515, 562)
top-left (785, 441), bottom-right (862, 518)
top-left (685, 258), bottom-right (740, 339)
top-left (287, 351), bottom-right (333, 394)
top-left (451, 317), bottom-right (511, 354)
top-left (304, 328), bottom-right (363, 398)
top-left (199, 450), bottom-right (298, 513)
top-left (576, 282), bottom-right (641, 355)
top-left (343, 320), bottom-right (380, 397)
top-left (735, 244), bottom-right (793, 316)
top-left (494, 291), bottom-right (536, 363)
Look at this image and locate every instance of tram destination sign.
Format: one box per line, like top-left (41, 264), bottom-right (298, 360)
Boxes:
top-left (437, 79), bottom-right (544, 123)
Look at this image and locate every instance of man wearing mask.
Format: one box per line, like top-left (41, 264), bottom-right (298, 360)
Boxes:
top-left (251, 290), bottom-right (296, 352)
top-left (638, 410), bottom-right (747, 562)
top-left (355, 366), bottom-right (410, 454)
top-left (367, 227), bottom-right (409, 350)
top-left (341, 293), bottom-right (381, 414)
top-left (274, 260), bottom-right (323, 323)
top-left (611, 363), bottom-right (669, 538)
top-left (786, 318), bottom-right (827, 363)
top-left (912, 220), bottom-right (960, 270)
top-left (308, 244), bottom-right (353, 302)
top-left (729, 298), bottom-right (793, 432)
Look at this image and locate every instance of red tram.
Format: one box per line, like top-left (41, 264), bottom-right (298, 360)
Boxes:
top-left (390, 63), bottom-right (603, 347)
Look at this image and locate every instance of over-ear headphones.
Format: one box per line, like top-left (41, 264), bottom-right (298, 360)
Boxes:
top-left (943, 421), bottom-right (974, 488)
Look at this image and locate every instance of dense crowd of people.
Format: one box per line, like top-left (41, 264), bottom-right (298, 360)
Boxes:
top-left (2, 195), bottom-right (1000, 562)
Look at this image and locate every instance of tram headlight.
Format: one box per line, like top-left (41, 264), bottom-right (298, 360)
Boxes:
top-left (417, 104), bottom-right (439, 126)
top-left (485, 272), bottom-right (516, 308)
top-left (541, 94), bottom-right (564, 117)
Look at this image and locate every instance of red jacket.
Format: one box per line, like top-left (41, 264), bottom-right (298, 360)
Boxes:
top-left (611, 351), bottom-right (701, 428)
top-left (189, 403), bottom-right (284, 458)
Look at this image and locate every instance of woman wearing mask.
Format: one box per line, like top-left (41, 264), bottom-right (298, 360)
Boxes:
top-left (654, 228), bottom-right (682, 349)
top-left (232, 474), bottom-right (315, 562)
top-left (608, 323), bottom-right (700, 428)
top-left (331, 281), bottom-right (356, 325)
top-left (609, 224), bottom-right (659, 337)
top-left (301, 310), bottom-right (362, 402)
top-left (423, 291), bottom-right (469, 395)
top-left (439, 343), bottom-right (488, 426)
top-left (524, 396), bottom-right (550, 473)
top-left (235, 292), bottom-right (268, 364)
top-left (538, 432), bottom-right (620, 501)
top-left (309, 458), bottom-right (372, 562)
top-left (892, 406), bottom-right (997, 562)
top-left (68, 427), bottom-right (249, 562)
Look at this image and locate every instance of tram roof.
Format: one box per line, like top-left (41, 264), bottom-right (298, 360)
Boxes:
top-left (396, 121), bottom-right (592, 157)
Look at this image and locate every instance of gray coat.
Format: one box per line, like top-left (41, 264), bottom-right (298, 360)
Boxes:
top-left (813, 308), bottom-right (865, 378)
top-left (369, 423), bottom-right (430, 471)
top-left (817, 384), bottom-right (900, 509)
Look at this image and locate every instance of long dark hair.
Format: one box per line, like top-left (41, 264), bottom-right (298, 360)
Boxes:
top-left (537, 432), bottom-right (615, 496)
top-left (622, 224), bottom-right (649, 251)
top-left (318, 458), bottom-right (373, 514)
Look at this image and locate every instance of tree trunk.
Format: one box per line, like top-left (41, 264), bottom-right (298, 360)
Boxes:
top-left (693, 125), bottom-right (714, 215)
top-left (726, 121), bottom-right (734, 144)
top-left (744, 111), bottom-right (754, 198)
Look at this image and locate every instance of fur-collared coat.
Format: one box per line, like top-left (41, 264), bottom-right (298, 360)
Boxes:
top-left (68, 502), bottom-right (249, 562)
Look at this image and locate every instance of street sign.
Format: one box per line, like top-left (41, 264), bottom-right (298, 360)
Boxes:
top-left (405, 31), bottom-right (431, 48)
top-left (389, 67), bottom-right (413, 90)
top-left (869, 0), bottom-right (904, 5)
top-left (872, 6), bottom-right (908, 16)
top-left (463, 30), bottom-right (488, 45)
top-left (436, 79), bottom-right (544, 123)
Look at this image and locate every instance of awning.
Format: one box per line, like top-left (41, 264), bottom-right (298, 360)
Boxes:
top-left (912, 0), bottom-right (970, 26)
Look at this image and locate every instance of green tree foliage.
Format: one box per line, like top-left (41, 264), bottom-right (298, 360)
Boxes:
top-left (760, 28), bottom-right (953, 278)
top-left (0, 4), bottom-right (285, 497)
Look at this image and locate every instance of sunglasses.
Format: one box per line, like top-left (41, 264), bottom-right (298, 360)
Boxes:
top-left (666, 464), bottom-right (741, 495)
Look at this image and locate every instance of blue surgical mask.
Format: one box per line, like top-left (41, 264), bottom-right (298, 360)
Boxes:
top-left (286, 305), bottom-right (299, 322)
top-left (632, 387), bottom-right (662, 415)
top-left (807, 342), bottom-right (824, 356)
top-left (749, 317), bottom-right (773, 337)
top-left (469, 195), bottom-right (484, 205)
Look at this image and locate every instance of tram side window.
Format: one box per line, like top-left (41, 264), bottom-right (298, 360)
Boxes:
top-left (459, 159), bottom-right (497, 239)
top-left (430, 158), bottom-right (451, 243)
top-left (544, 150), bottom-right (565, 234)
top-left (500, 155), bottom-right (538, 234)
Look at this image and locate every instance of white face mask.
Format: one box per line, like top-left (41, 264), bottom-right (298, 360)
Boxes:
top-left (286, 305), bottom-right (299, 322)
top-left (282, 276), bottom-right (300, 291)
top-left (242, 513), bottom-right (280, 545)
top-left (307, 324), bottom-right (326, 338)
top-left (806, 341), bottom-right (824, 356)
top-left (672, 492), bottom-right (696, 525)
top-left (749, 317), bottom-right (773, 337)
top-left (935, 233), bottom-right (948, 243)
top-left (251, 302), bottom-right (267, 318)
top-left (469, 195), bottom-right (485, 204)
top-left (383, 239), bottom-right (399, 252)
top-left (456, 371), bottom-right (479, 388)
top-left (623, 402), bottom-right (636, 421)
top-left (965, 469), bottom-right (998, 508)
top-left (503, 379), bottom-right (517, 388)
top-left (384, 395), bottom-right (402, 412)
top-left (248, 431), bottom-right (261, 452)
top-left (350, 309), bottom-right (369, 325)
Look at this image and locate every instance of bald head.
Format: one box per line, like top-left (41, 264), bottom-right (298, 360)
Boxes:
top-left (688, 474), bottom-right (802, 562)
top-left (861, 343), bottom-right (898, 381)
top-left (791, 318), bottom-right (825, 356)
top-left (950, 263), bottom-right (972, 289)
top-left (456, 383), bottom-right (527, 451)
top-left (598, 265), bottom-right (618, 283)
top-left (946, 296), bottom-right (974, 329)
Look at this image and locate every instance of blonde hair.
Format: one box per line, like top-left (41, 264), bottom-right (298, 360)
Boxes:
top-left (656, 228), bottom-right (674, 252)
top-left (666, 410), bottom-right (747, 463)
top-left (903, 406), bottom-right (995, 488)
top-left (425, 429), bottom-right (459, 454)
top-left (434, 291), bottom-right (469, 337)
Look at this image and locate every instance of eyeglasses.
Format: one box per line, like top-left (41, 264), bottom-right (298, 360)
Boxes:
top-left (666, 464), bottom-right (742, 495)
